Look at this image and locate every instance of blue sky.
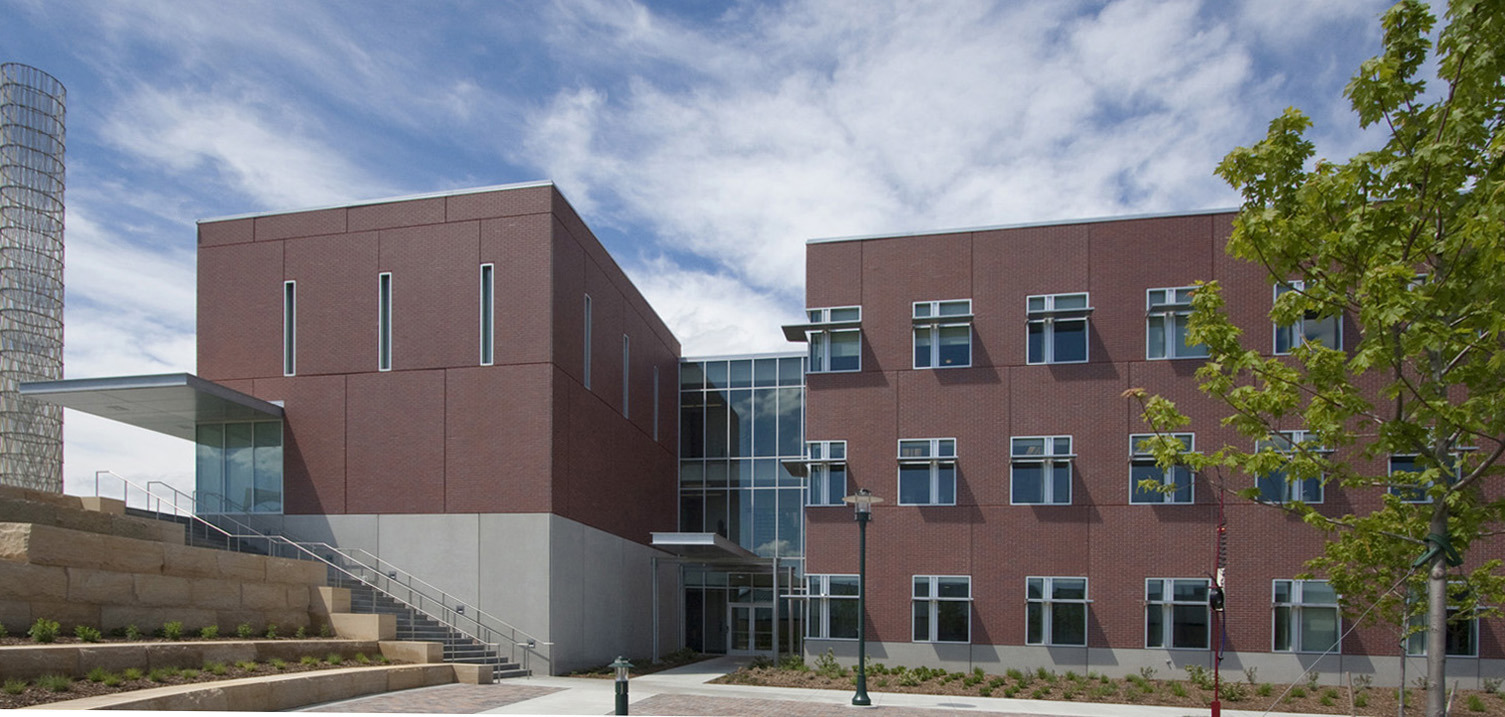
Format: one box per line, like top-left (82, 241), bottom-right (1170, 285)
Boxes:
top-left (1, 0), bottom-right (1398, 495)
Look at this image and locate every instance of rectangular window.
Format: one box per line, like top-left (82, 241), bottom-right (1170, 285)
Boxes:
top-left (807, 575), bottom-right (860, 639)
top-left (1388, 453), bottom-right (1464, 503)
top-left (1026, 293), bottom-right (1090, 364)
top-left (479, 264), bottom-right (494, 366)
top-left (1027, 577), bottom-right (1088, 646)
top-left (377, 273), bottom-right (393, 371)
top-left (622, 334), bottom-right (630, 418)
top-left (1146, 578), bottom-right (1210, 649)
top-left (1146, 287), bottom-right (1209, 360)
top-left (913, 575), bottom-right (971, 643)
top-left (897, 438), bottom-right (956, 506)
top-left (913, 300), bottom-right (972, 369)
top-left (1130, 433), bottom-right (1194, 504)
top-left (1274, 281), bottom-right (1341, 354)
top-left (652, 366), bottom-right (660, 442)
top-left (1273, 579), bottom-right (1340, 653)
top-left (583, 294), bottom-right (593, 389)
top-left (806, 306), bottom-right (861, 373)
top-left (1407, 608), bottom-right (1479, 657)
top-left (282, 280), bottom-right (296, 376)
top-left (1255, 430), bottom-right (1324, 504)
top-left (1011, 436), bottom-right (1073, 505)
top-left (806, 440), bottom-right (848, 506)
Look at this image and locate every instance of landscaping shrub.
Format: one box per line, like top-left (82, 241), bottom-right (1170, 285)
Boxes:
top-left (236, 623), bottom-right (253, 639)
top-left (147, 668), bottom-right (170, 682)
top-left (161, 621), bottom-right (183, 640)
top-left (121, 668), bottom-right (144, 681)
top-left (180, 668), bottom-right (200, 679)
top-left (354, 653), bottom-right (370, 664)
top-left (27, 618), bottom-right (60, 643)
top-left (326, 653), bottom-right (344, 665)
top-left (270, 658), bottom-right (288, 670)
top-left (85, 667), bottom-right (110, 683)
top-left (36, 674), bottom-right (71, 693)
top-left (295, 626), bottom-right (307, 639)
top-left (203, 662), bottom-right (227, 676)
top-left (199, 625), bottom-right (219, 639)
top-left (300, 655), bottom-right (319, 666)
top-left (124, 624), bottom-right (143, 641)
top-left (264, 624), bottom-right (278, 639)
top-left (0, 620), bottom-right (6, 637)
top-left (74, 625), bottom-right (102, 642)
top-left (3, 678), bottom-right (27, 695)
top-left (319, 622), bottom-right (332, 638)
top-left (235, 660), bottom-right (257, 671)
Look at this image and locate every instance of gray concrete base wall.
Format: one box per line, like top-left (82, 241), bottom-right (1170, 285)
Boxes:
top-left (806, 639), bottom-right (1505, 689)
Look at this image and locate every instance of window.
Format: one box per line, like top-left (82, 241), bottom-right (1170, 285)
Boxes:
top-left (621, 334), bottom-right (630, 417)
top-left (913, 300), bottom-right (972, 368)
top-left (1274, 281), bottom-right (1341, 354)
top-left (377, 273), bottom-right (393, 371)
top-left (1146, 578), bottom-right (1210, 649)
top-left (1130, 433), bottom-right (1194, 504)
top-left (1388, 453), bottom-right (1464, 503)
top-left (806, 440), bottom-right (848, 506)
top-left (913, 575), bottom-right (971, 642)
top-left (1027, 577), bottom-right (1088, 646)
top-left (1255, 430), bottom-right (1324, 504)
top-left (1146, 287), bottom-right (1209, 360)
top-left (806, 306), bottom-right (861, 373)
top-left (1407, 608), bottom-right (1479, 657)
top-left (1273, 580), bottom-right (1340, 653)
top-left (479, 264), bottom-right (494, 366)
top-left (1027, 293), bottom-right (1090, 364)
top-left (898, 438), bottom-right (956, 506)
top-left (282, 281), bottom-right (296, 376)
top-left (806, 575), bottom-right (860, 639)
top-left (583, 294), bottom-right (592, 389)
top-left (652, 366), bottom-right (660, 442)
top-left (1011, 436), bottom-right (1072, 505)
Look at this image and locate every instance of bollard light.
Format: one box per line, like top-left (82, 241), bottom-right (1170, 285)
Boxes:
top-left (611, 655), bottom-right (633, 715)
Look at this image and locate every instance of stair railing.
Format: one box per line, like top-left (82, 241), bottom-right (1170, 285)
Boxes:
top-left (90, 471), bottom-right (551, 675)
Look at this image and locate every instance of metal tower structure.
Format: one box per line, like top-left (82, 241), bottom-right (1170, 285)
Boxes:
top-left (0, 63), bottom-right (65, 492)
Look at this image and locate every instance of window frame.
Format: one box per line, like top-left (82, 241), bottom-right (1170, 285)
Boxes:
top-left (897, 438), bottom-right (957, 506)
top-left (913, 299), bottom-right (973, 369)
top-left (1272, 579), bottom-right (1341, 654)
top-left (806, 306), bottom-right (862, 374)
top-left (282, 280), bottom-right (296, 377)
top-left (1129, 433), bottom-right (1194, 505)
top-left (1026, 292), bottom-right (1091, 365)
top-left (621, 334), bottom-right (630, 418)
top-left (479, 264), bottom-right (495, 366)
top-left (1145, 286), bottom-right (1209, 360)
top-left (377, 272), bottom-right (393, 372)
top-left (1273, 280), bottom-right (1342, 355)
top-left (583, 294), bottom-right (593, 389)
top-left (912, 575), bottom-right (972, 643)
top-left (1255, 430), bottom-right (1325, 504)
top-left (1387, 453), bottom-right (1466, 504)
top-left (806, 574), bottom-right (860, 640)
top-left (1145, 577), bottom-right (1211, 650)
top-left (1406, 606), bottom-right (1480, 658)
top-left (1026, 576), bottom-right (1090, 647)
top-left (806, 440), bottom-right (848, 507)
top-left (1010, 435), bottom-right (1073, 505)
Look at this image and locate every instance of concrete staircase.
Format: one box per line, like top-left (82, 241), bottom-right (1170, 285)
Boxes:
top-left (338, 580), bottom-right (527, 679)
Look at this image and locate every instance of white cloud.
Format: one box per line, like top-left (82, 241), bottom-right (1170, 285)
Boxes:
top-left (629, 258), bottom-right (802, 357)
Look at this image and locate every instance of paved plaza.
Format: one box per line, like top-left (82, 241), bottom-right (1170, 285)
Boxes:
top-left (299, 657), bottom-right (1336, 716)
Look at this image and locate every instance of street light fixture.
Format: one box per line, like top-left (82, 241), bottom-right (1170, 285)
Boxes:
top-left (611, 655), bottom-right (633, 715)
top-left (842, 488), bottom-right (883, 707)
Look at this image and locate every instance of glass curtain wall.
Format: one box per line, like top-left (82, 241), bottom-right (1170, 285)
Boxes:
top-left (195, 420), bottom-right (284, 513)
top-left (680, 355), bottom-right (805, 653)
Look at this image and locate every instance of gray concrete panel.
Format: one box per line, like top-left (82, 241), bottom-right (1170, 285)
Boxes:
top-left (376, 513), bottom-right (481, 608)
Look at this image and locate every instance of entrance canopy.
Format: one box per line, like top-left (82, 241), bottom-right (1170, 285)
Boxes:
top-left (18, 373), bottom-right (284, 441)
top-left (650, 532), bottom-right (762, 564)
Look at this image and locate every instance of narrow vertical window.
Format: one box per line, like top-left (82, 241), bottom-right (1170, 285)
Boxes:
top-left (479, 264), bottom-right (495, 366)
top-left (652, 365), bottom-right (660, 441)
top-left (621, 334), bottom-right (631, 417)
top-left (583, 294), bottom-right (593, 389)
top-left (282, 280), bottom-right (296, 376)
top-left (378, 272), bottom-right (393, 371)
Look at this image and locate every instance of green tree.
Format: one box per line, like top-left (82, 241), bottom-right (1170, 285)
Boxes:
top-left (1130, 2), bottom-right (1505, 715)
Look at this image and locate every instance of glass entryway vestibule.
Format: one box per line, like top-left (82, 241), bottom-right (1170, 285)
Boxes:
top-left (728, 603), bottom-right (774, 653)
top-left (682, 566), bottom-right (802, 656)
top-left (195, 420), bottom-right (284, 514)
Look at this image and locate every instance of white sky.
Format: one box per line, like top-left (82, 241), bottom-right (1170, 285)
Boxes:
top-left (0, 0), bottom-right (1400, 498)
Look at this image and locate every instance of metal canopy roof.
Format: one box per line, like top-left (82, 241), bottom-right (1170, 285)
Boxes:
top-left (18, 373), bottom-right (284, 441)
top-left (650, 532), bottom-right (761, 562)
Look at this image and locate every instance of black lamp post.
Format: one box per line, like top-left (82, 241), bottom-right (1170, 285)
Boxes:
top-left (842, 488), bottom-right (882, 707)
top-left (611, 656), bottom-right (633, 715)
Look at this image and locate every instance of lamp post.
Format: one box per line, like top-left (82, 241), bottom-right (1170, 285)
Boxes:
top-left (842, 488), bottom-right (882, 707)
top-left (610, 656), bottom-right (633, 715)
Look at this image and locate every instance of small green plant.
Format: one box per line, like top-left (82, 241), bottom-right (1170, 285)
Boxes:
top-left (1005, 667), bottom-right (1024, 681)
top-left (1289, 686), bottom-right (1307, 699)
top-left (319, 622), bottom-right (332, 638)
top-left (199, 625), bottom-right (219, 639)
top-left (354, 653), bottom-right (371, 665)
top-left (1061, 688), bottom-right (1075, 700)
top-left (301, 655), bottom-right (319, 666)
top-left (27, 617), bottom-right (60, 643)
top-left (1483, 676), bottom-right (1502, 693)
top-left (1029, 687), bottom-right (1047, 700)
top-left (1243, 665), bottom-right (1258, 684)
top-left (86, 667), bottom-right (110, 683)
top-left (180, 668), bottom-right (200, 678)
top-left (204, 661), bottom-right (227, 676)
top-left (987, 676), bottom-right (1005, 689)
top-left (36, 674), bottom-right (71, 692)
top-left (1169, 681), bottom-right (1188, 697)
top-left (74, 624), bottom-right (102, 642)
top-left (270, 658), bottom-right (288, 670)
top-left (161, 621), bottom-right (183, 640)
top-left (897, 672), bottom-right (920, 687)
top-left (778, 653), bottom-right (806, 671)
top-left (295, 625), bottom-right (307, 639)
top-left (1319, 692), bottom-right (1335, 707)
top-left (873, 676), bottom-right (888, 688)
top-left (121, 668), bottom-right (144, 681)
top-left (0, 620), bottom-right (7, 637)
top-left (326, 653), bottom-right (344, 665)
top-left (813, 648), bottom-right (843, 679)
top-left (1184, 664), bottom-right (1212, 690)
top-left (3, 678), bottom-right (27, 695)
top-left (236, 623), bottom-right (253, 639)
top-left (1222, 681), bottom-right (1248, 702)
top-left (147, 668), bottom-right (171, 682)
top-left (978, 686), bottom-right (992, 697)
top-left (374, 654), bottom-right (388, 664)
top-left (235, 660), bottom-right (257, 671)
top-left (1354, 691), bottom-right (1369, 708)
top-left (124, 624), bottom-right (143, 641)
top-left (1257, 682), bottom-right (1272, 696)
top-left (1138, 665), bottom-right (1157, 680)
top-left (1305, 669), bottom-right (1321, 691)
top-left (1467, 694), bottom-right (1488, 712)
top-left (264, 624), bottom-right (278, 639)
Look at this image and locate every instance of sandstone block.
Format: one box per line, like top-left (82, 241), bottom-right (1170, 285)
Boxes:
top-left (28, 600), bottom-right (100, 631)
top-left (163, 543), bottom-right (222, 579)
top-left (95, 532), bottom-right (166, 573)
top-left (286, 585), bottom-right (311, 610)
top-left (77, 644), bottom-right (148, 675)
top-left (178, 641), bottom-right (257, 665)
top-left (66, 567), bottom-right (135, 604)
top-left (134, 573), bottom-right (192, 607)
top-left (0, 598), bottom-right (31, 628)
top-left (214, 609), bottom-right (262, 633)
top-left (221, 681), bottom-right (272, 712)
top-left (77, 496), bottom-right (126, 515)
top-left (264, 608), bottom-right (309, 631)
top-left (0, 522), bottom-right (30, 562)
top-left (216, 551), bottom-right (266, 581)
top-left (379, 639), bottom-right (440, 663)
top-left (332, 613), bottom-right (394, 641)
top-left (0, 560), bottom-right (67, 601)
top-left (100, 605), bottom-right (173, 632)
top-left (452, 663), bottom-right (493, 684)
top-left (241, 582), bottom-right (287, 611)
top-left (188, 578), bottom-right (241, 610)
top-left (311, 586), bottom-right (350, 615)
top-left (385, 664), bottom-right (435, 691)
top-left (266, 556), bottom-right (325, 586)
top-left (0, 500), bottom-right (59, 528)
top-left (23, 524), bottom-right (106, 568)
top-left (2, 645), bottom-right (78, 680)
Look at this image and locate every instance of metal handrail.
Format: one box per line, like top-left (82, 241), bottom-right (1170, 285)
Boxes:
top-left (89, 471), bottom-right (551, 674)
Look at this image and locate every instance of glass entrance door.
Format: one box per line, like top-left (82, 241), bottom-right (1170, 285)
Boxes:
top-left (728, 603), bottom-right (774, 653)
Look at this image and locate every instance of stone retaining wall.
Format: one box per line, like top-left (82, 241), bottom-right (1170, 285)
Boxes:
top-left (0, 521), bottom-right (328, 633)
top-left (0, 639), bottom-right (383, 681)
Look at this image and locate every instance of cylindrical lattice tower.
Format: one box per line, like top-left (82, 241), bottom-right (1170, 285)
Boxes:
top-left (0, 63), bottom-right (65, 492)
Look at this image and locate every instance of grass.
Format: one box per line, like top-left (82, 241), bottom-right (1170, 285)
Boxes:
top-left (120, 668), bottom-right (144, 681)
top-left (2, 679), bottom-right (26, 695)
top-left (270, 658), bottom-right (288, 670)
top-left (85, 667), bottom-right (111, 683)
top-left (35, 674), bottom-right (72, 693)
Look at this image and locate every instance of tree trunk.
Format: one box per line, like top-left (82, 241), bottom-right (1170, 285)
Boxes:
top-left (1425, 504), bottom-right (1449, 717)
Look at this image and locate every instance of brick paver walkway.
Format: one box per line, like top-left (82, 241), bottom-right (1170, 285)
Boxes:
top-left (301, 683), bottom-right (563, 713)
top-left (629, 693), bottom-right (1096, 716)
